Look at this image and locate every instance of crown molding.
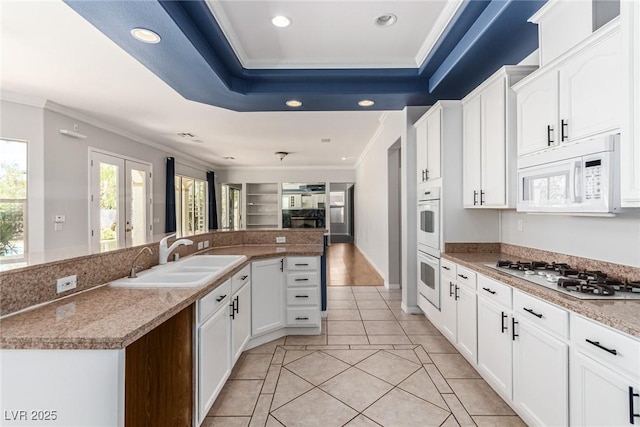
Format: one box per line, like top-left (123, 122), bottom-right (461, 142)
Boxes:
top-left (0, 91), bottom-right (47, 108)
top-left (414, 0), bottom-right (464, 67)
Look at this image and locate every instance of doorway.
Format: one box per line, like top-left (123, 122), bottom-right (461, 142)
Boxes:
top-left (329, 183), bottom-right (354, 243)
top-left (89, 150), bottom-right (152, 252)
top-left (220, 184), bottom-right (242, 230)
top-left (387, 140), bottom-right (402, 289)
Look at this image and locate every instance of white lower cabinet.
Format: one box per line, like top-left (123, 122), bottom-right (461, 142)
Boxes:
top-left (285, 256), bottom-right (321, 328)
top-left (456, 285), bottom-right (477, 363)
top-left (251, 258), bottom-right (285, 336)
top-left (231, 280), bottom-right (251, 364)
top-left (512, 316), bottom-right (569, 427)
top-left (477, 296), bottom-right (512, 399)
top-left (440, 278), bottom-right (457, 343)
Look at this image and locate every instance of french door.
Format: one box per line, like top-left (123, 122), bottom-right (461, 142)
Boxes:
top-left (89, 150), bottom-right (152, 252)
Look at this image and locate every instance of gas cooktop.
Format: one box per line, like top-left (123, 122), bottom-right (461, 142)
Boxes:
top-left (485, 260), bottom-right (640, 300)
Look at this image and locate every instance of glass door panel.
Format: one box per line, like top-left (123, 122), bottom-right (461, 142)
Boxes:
top-left (126, 161), bottom-right (152, 247)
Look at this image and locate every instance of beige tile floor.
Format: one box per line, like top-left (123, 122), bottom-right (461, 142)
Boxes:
top-left (205, 286), bottom-right (526, 427)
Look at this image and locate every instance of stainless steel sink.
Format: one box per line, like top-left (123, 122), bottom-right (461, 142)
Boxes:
top-left (109, 254), bottom-right (247, 288)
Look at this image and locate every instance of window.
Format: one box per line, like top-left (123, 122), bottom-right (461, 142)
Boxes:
top-left (330, 191), bottom-right (345, 223)
top-left (0, 139), bottom-right (27, 264)
top-left (175, 175), bottom-right (208, 236)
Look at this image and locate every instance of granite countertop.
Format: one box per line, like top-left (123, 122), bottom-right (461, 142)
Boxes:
top-left (443, 252), bottom-right (640, 339)
top-left (0, 244), bottom-right (323, 350)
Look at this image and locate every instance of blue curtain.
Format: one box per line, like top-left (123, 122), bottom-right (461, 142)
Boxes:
top-left (207, 171), bottom-right (218, 230)
top-left (165, 157), bottom-right (176, 233)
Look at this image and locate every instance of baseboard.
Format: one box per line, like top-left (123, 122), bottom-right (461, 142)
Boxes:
top-left (354, 243), bottom-right (387, 284)
top-left (400, 303), bottom-right (422, 314)
top-left (245, 326), bottom-right (322, 350)
top-left (385, 283), bottom-right (400, 290)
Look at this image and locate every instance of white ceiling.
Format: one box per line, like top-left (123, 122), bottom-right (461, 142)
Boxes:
top-left (206, 0), bottom-right (459, 69)
top-left (0, 0), bottom-right (455, 168)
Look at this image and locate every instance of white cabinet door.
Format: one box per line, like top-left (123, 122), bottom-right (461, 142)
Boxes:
top-left (463, 94), bottom-right (482, 207)
top-left (198, 305), bottom-right (231, 423)
top-left (559, 29), bottom-right (622, 143)
top-left (231, 282), bottom-right (251, 363)
top-left (251, 258), bottom-right (285, 336)
top-left (571, 350), bottom-right (640, 427)
top-left (477, 297), bottom-right (512, 399)
top-left (513, 318), bottom-right (568, 427)
top-left (426, 107), bottom-right (442, 181)
top-left (416, 119), bottom-right (428, 184)
top-left (481, 78), bottom-right (507, 207)
top-left (456, 285), bottom-right (477, 363)
top-left (440, 279), bottom-right (457, 343)
top-left (517, 69), bottom-right (559, 155)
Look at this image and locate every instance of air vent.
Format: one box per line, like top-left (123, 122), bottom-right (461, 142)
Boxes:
top-left (321, 138), bottom-right (331, 143)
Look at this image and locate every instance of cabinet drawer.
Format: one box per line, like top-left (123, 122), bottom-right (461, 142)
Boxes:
top-left (286, 307), bottom-right (320, 326)
top-left (286, 272), bottom-right (319, 287)
top-left (572, 314), bottom-right (640, 381)
top-left (478, 275), bottom-right (512, 308)
top-left (456, 266), bottom-right (477, 290)
top-left (198, 279), bottom-right (231, 324)
top-left (287, 288), bottom-right (319, 306)
top-left (231, 264), bottom-right (250, 294)
top-left (441, 259), bottom-right (456, 279)
top-left (513, 290), bottom-right (568, 339)
top-left (286, 257), bottom-right (318, 271)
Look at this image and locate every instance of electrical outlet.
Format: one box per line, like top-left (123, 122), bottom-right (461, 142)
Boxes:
top-left (56, 275), bottom-right (77, 293)
top-left (276, 236), bottom-right (286, 244)
top-left (197, 241), bottom-right (204, 250)
top-left (517, 219), bottom-right (524, 232)
top-left (204, 240), bottom-right (210, 248)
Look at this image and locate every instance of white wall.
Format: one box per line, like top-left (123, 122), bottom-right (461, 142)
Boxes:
top-left (501, 210), bottom-right (640, 267)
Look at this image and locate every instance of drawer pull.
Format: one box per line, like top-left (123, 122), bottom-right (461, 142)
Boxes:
top-left (240, 275), bottom-right (249, 281)
top-left (586, 339), bottom-right (618, 356)
top-left (295, 263), bottom-right (309, 266)
top-left (523, 307), bottom-right (543, 319)
top-left (295, 316), bottom-right (309, 320)
top-left (295, 278), bottom-right (309, 282)
top-left (501, 312), bottom-right (508, 333)
top-left (454, 285), bottom-right (459, 301)
top-left (458, 274), bottom-right (468, 280)
top-left (512, 318), bottom-right (519, 341)
top-left (482, 287), bottom-right (496, 295)
top-left (442, 266), bottom-right (451, 271)
top-left (216, 294), bottom-right (227, 302)
top-left (630, 387), bottom-right (639, 424)
top-left (295, 295), bottom-right (309, 298)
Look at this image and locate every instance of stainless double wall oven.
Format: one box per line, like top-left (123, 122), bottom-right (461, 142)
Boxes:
top-left (417, 187), bottom-right (441, 309)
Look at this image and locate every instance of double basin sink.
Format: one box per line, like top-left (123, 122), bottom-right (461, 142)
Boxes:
top-left (109, 255), bottom-right (247, 288)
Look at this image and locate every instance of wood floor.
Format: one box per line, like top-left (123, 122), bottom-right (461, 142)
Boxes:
top-left (326, 243), bottom-right (384, 286)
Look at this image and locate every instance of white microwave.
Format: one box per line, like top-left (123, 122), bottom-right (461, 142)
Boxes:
top-left (517, 135), bottom-right (620, 214)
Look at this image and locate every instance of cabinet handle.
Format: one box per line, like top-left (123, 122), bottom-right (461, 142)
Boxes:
top-left (501, 312), bottom-right (508, 333)
top-left (458, 274), bottom-right (468, 280)
top-left (422, 169), bottom-right (426, 182)
top-left (586, 339), bottom-right (618, 356)
top-left (482, 287), bottom-right (496, 295)
top-left (240, 275), bottom-right (248, 280)
top-left (547, 125), bottom-right (554, 146)
top-left (425, 169), bottom-right (429, 180)
top-left (295, 295), bottom-right (309, 298)
top-left (230, 301), bottom-right (235, 319)
top-left (295, 263), bottom-right (309, 266)
top-left (480, 190), bottom-right (485, 206)
top-left (630, 387), bottom-right (640, 424)
top-left (295, 278), bottom-right (309, 282)
top-left (561, 119), bottom-right (568, 142)
top-left (442, 266), bottom-right (451, 271)
top-left (234, 295), bottom-right (239, 314)
top-left (449, 281), bottom-right (454, 297)
top-left (216, 294), bottom-right (227, 302)
top-left (473, 190), bottom-right (478, 206)
top-left (523, 307), bottom-right (543, 319)
top-left (512, 318), bottom-right (519, 341)
top-left (454, 285), bottom-right (459, 301)
top-left (280, 259), bottom-right (284, 272)
top-left (295, 317), bottom-right (309, 321)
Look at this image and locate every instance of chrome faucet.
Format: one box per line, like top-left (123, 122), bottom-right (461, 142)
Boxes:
top-left (129, 246), bottom-right (153, 278)
top-left (158, 233), bottom-right (193, 265)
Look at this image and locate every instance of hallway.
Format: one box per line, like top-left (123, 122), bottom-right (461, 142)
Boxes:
top-left (326, 243), bottom-right (384, 287)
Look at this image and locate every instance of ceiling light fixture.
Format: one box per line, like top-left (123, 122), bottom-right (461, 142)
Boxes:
top-left (358, 99), bottom-right (375, 107)
top-left (375, 13), bottom-right (397, 27)
top-left (341, 157), bottom-right (347, 161)
top-left (59, 129), bottom-right (87, 139)
top-left (130, 28), bottom-right (161, 44)
top-left (286, 100), bottom-right (302, 108)
top-left (275, 151), bottom-right (289, 161)
top-left (271, 15), bottom-right (291, 28)
top-left (223, 156), bottom-right (235, 160)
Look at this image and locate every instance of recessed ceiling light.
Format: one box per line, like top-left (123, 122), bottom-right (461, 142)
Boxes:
top-left (341, 157), bottom-right (347, 161)
top-left (375, 14), bottom-right (397, 27)
top-left (286, 100), bottom-right (302, 108)
top-left (131, 28), bottom-right (161, 44)
top-left (271, 15), bottom-right (291, 28)
top-left (358, 99), bottom-right (375, 107)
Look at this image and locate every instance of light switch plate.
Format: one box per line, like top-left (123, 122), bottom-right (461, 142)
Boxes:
top-left (197, 241), bottom-right (204, 250)
top-left (204, 240), bottom-right (210, 248)
top-left (56, 275), bottom-right (77, 293)
top-left (276, 236), bottom-right (286, 244)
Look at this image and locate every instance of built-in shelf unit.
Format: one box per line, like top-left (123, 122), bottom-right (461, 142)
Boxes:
top-left (245, 183), bottom-right (280, 229)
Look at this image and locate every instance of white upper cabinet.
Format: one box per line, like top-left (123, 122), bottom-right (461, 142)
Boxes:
top-left (414, 104), bottom-right (443, 186)
top-left (515, 17), bottom-right (622, 157)
top-left (463, 66), bottom-right (535, 208)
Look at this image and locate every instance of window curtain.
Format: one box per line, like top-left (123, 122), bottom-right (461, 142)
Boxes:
top-left (207, 171), bottom-right (218, 230)
top-left (165, 157), bottom-right (177, 233)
